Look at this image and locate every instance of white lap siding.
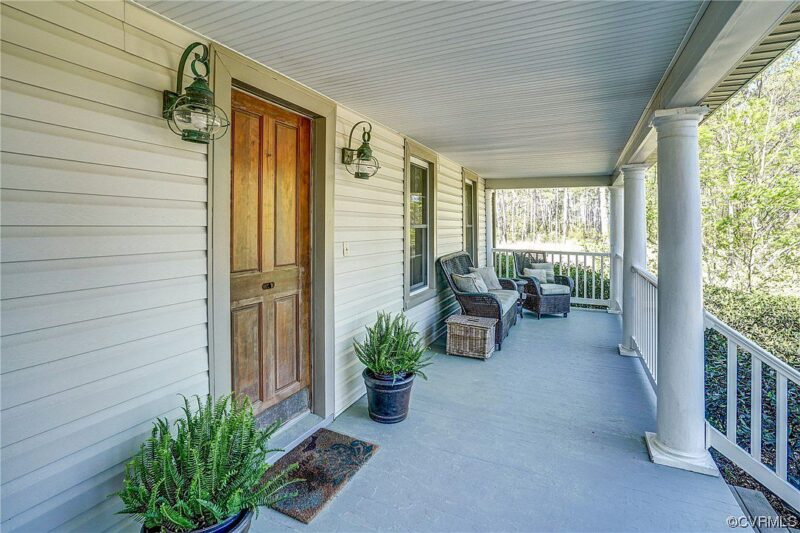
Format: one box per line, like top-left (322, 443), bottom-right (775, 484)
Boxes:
top-left (333, 106), bottom-right (487, 415)
top-left (0, 2), bottom-right (209, 530)
top-left (0, 2), bottom-right (491, 527)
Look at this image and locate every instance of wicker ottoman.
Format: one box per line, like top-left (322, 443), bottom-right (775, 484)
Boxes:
top-left (445, 315), bottom-right (497, 360)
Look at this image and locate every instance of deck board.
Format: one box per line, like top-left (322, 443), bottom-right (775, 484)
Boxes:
top-left (254, 310), bottom-right (744, 532)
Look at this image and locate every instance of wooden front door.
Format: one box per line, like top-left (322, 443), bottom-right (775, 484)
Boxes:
top-left (230, 89), bottom-right (311, 415)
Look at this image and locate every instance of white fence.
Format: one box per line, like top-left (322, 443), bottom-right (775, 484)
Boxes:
top-left (492, 248), bottom-right (611, 307)
top-left (630, 265), bottom-right (800, 510)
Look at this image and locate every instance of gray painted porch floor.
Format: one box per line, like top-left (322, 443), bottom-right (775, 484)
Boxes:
top-left (253, 310), bottom-right (743, 532)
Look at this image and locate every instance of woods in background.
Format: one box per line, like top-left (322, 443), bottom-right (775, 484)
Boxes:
top-left (495, 187), bottom-right (609, 252)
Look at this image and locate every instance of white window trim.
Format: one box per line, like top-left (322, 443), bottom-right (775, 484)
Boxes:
top-left (404, 139), bottom-right (438, 310)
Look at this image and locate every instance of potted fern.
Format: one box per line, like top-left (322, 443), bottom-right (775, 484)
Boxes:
top-left (354, 312), bottom-right (431, 423)
top-left (117, 395), bottom-right (299, 532)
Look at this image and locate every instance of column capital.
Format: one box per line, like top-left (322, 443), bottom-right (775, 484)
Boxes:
top-left (620, 164), bottom-right (649, 180)
top-left (650, 106), bottom-right (708, 129)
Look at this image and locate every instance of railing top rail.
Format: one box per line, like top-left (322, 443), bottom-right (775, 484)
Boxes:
top-left (631, 265), bottom-right (658, 288)
top-left (704, 310), bottom-right (800, 385)
top-left (494, 248), bottom-right (611, 257)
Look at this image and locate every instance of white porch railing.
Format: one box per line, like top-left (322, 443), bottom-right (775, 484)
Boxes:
top-left (493, 248), bottom-right (611, 307)
top-left (629, 265), bottom-right (800, 510)
top-left (631, 266), bottom-right (658, 387)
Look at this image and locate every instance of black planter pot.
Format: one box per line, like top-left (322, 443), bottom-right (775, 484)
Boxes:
top-left (142, 509), bottom-right (253, 533)
top-left (362, 369), bottom-right (415, 424)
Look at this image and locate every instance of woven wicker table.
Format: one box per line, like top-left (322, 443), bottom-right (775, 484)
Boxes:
top-left (445, 315), bottom-right (497, 360)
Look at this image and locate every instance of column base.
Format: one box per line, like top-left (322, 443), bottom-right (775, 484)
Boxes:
top-left (607, 308), bottom-right (621, 315)
top-left (618, 344), bottom-right (638, 357)
top-left (645, 432), bottom-right (719, 477)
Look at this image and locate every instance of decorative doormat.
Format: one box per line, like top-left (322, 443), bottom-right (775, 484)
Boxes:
top-left (267, 428), bottom-right (378, 523)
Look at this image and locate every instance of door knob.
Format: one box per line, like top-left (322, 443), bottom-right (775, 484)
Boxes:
top-left (262, 282), bottom-right (275, 290)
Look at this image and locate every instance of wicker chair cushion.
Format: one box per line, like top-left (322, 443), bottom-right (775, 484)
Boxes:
top-left (469, 266), bottom-right (503, 290)
top-left (540, 283), bottom-right (571, 295)
top-left (452, 273), bottom-right (488, 293)
top-left (489, 289), bottom-right (519, 314)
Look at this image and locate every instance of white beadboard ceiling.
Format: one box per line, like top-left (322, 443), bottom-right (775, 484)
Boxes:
top-left (142, 0), bottom-right (704, 180)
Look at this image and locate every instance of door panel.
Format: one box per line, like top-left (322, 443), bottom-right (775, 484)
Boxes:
top-left (231, 302), bottom-right (262, 405)
top-left (231, 110), bottom-right (261, 273)
top-left (274, 294), bottom-right (299, 391)
top-left (230, 89), bottom-right (311, 415)
top-left (275, 123), bottom-right (297, 267)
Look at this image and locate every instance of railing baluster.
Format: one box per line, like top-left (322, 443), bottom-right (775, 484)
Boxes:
top-left (591, 255), bottom-right (596, 300)
top-left (776, 373), bottom-right (788, 480)
top-left (599, 256), bottom-right (605, 300)
top-left (583, 255), bottom-right (588, 300)
top-left (751, 358), bottom-right (762, 462)
top-left (726, 339), bottom-right (738, 441)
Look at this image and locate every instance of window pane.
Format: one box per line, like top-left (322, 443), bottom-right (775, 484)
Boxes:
top-left (410, 227), bottom-right (427, 289)
top-left (410, 163), bottom-right (427, 225)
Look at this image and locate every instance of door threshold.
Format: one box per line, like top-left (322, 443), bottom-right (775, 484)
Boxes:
top-left (265, 411), bottom-right (332, 463)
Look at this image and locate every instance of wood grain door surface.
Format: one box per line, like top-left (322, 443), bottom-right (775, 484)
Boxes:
top-left (230, 89), bottom-right (311, 415)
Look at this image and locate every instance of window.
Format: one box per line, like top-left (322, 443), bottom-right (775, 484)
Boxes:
top-left (404, 140), bottom-right (437, 309)
top-left (463, 170), bottom-right (478, 263)
top-left (409, 161), bottom-right (429, 290)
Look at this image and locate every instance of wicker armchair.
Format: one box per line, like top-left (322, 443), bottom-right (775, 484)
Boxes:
top-left (513, 251), bottom-right (574, 319)
top-left (438, 251), bottom-right (519, 350)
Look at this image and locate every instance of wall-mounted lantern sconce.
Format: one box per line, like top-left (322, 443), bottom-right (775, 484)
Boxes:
top-left (341, 121), bottom-right (380, 179)
top-left (163, 42), bottom-right (229, 144)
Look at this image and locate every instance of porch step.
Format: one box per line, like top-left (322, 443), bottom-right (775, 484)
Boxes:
top-left (728, 485), bottom-right (796, 533)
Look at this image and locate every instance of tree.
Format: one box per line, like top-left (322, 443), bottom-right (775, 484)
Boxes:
top-left (699, 46), bottom-right (800, 294)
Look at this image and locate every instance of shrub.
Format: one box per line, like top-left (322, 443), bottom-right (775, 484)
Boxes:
top-left (354, 312), bottom-right (431, 379)
top-left (704, 285), bottom-right (800, 367)
top-left (117, 395), bottom-right (299, 532)
top-left (703, 286), bottom-right (800, 489)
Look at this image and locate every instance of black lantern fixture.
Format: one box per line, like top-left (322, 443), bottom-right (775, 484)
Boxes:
top-left (163, 42), bottom-right (229, 144)
top-left (341, 121), bottom-right (380, 179)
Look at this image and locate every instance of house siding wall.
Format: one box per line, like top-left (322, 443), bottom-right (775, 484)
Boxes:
top-left (0, 2), bottom-right (488, 528)
top-left (333, 106), bottom-right (487, 416)
top-left (0, 2), bottom-right (210, 530)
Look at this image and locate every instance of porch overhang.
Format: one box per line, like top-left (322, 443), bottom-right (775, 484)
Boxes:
top-left (138, 0), bottom-right (788, 187)
top-left (610, 1), bottom-right (799, 186)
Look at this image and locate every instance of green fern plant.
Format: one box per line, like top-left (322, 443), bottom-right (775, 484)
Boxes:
top-left (353, 312), bottom-right (431, 379)
top-left (117, 394), bottom-right (299, 532)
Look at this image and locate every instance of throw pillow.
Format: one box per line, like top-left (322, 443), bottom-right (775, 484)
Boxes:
top-left (452, 273), bottom-right (488, 293)
top-left (469, 266), bottom-right (503, 290)
top-left (523, 268), bottom-right (548, 282)
top-left (529, 262), bottom-right (555, 282)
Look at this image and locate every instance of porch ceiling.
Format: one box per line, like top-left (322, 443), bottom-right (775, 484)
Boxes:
top-left (142, 0), bottom-right (704, 180)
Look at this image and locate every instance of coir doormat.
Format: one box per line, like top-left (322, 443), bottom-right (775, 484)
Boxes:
top-left (267, 428), bottom-right (378, 523)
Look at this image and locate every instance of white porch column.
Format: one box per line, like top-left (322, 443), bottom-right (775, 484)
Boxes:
top-left (485, 190), bottom-right (495, 267)
top-left (608, 186), bottom-right (624, 314)
top-left (645, 106), bottom-right (717, 476)
top-left (618, 165), bottom-right (647, 356)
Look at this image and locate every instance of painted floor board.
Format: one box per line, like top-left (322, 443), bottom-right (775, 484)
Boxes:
top-left (254, 310), bottom-right (744, 532)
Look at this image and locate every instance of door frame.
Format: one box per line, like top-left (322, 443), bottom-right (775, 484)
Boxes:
top-left (208, 44), bottom-right (336, 420)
